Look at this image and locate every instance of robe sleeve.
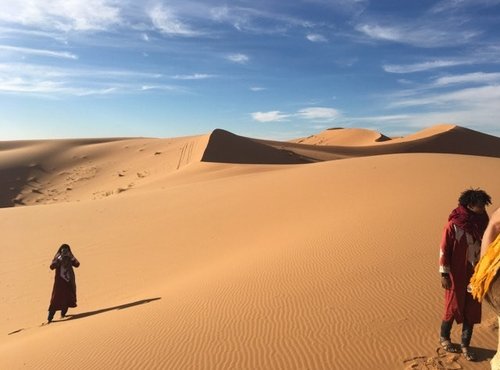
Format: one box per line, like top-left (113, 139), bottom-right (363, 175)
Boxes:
top-left (439, 222), bottom-right (454, 274)
top-left (50, 257), bottom-right (60, 270)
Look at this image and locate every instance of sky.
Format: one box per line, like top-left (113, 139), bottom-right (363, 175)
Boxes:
top-left (1, 0), bottom-right (500, 140)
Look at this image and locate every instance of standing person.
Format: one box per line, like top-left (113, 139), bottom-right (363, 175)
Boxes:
top-left (439, 189), bottom-right (491, 361)
top-left (48, 244), bottom-right (80, 323)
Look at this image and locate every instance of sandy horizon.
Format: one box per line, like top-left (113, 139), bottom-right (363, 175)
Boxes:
top-left (1, 124), bottom-right (500, 369)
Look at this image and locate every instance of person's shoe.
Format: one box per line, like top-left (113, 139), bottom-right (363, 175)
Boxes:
top-left (461, 346), bottom-right (477, 361)
top-left (439, 338), bottom-right (459, 353)
top-left (47, 312), bottom-right (54, 323)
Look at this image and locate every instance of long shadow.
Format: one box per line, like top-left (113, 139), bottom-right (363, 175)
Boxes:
top-left (53, 297), bottom-right (161, 322)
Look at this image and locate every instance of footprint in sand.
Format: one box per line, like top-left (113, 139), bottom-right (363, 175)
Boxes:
top-left (403, 348), bottom-right (462, 370)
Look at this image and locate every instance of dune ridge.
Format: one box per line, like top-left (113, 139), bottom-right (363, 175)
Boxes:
top-left (3, 124), bottom-right (500, 209)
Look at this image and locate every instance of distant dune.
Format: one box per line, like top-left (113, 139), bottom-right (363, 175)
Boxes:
top-left (291, 127), bottom-right (391, 146)
top-left (265, 124), bottom-right (500, 161)
top-left (1, 124), bottom-right (500, 369)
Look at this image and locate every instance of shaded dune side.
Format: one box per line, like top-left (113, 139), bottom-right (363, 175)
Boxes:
top-left (201, 129), bottom-right (311, 164)
top-left (262, 125), bottom-right (500, 161)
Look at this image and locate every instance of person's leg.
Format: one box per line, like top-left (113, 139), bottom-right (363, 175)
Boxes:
top-left (461, 320), bottom-right (476, 361)
top-left (440, 319), bottom-right (459, 352)
top-left (47, 310), bottom-right (55, 322)
top-left (61, 307), bottom-right (68, 318)
top-left (461, 320), bottom-right (474, 347)
top-left (440, 319), bottom-right (453, 341)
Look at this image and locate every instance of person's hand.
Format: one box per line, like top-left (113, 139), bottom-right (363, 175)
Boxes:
top-left (441, 275), bottom-right (452, 289)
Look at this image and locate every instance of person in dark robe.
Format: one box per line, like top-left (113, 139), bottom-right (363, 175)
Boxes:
top-left (439, 189), bottom-right (491, 361)
top-left (48, 244), bottom-right (80, 323)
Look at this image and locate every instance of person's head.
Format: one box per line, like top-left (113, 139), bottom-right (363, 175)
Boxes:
top-left (459, 188), bottom-right (492, 214)
top-left (58, 244), bottom-right (72, 257)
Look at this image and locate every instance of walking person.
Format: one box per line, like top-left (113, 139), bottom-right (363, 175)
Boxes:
top-left (439, 189), bottom-right (491, 361)
top-left (48, 244), bottom-right (80, 323)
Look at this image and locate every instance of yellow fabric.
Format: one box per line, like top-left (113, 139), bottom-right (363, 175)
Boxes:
top-left (470, 234), bottom-right (500, 302)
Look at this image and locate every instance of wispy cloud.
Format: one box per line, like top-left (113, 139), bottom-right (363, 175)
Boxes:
top-left (383, 60), bottom-right (470, 73)
top-left (0, 77), bottom-right (117, 96)
top-left (172, 73), bottom-right (215, 80)
top-left (0, 0), bottom-right (121, 32)
top-left (306, 33), bottom-right (328, 42)
top-left (431, 0), bottom-right (500, 13)
top-left (390, 85), bottom-right (500, 108)
top-left (0, 62), bottom-right (186, 96)
top-left (251, 107), bottom-right (340, 123)
top-left (0, 45), bottom-right (78, 59)
top-left (250, 86), bottom-right (266, 91)
top-left (356, 22), bottom-right (479, 47)
top-left (433, 72), bottom-right (500, 86)
top-left (141, 84), bottom-right (186, 92)
top-left (210, 5), bottom-right (311, 35)
top-left (226, 53), bottom-right (249, 64)
top-left (251, 111), bottom-right (290, 122)
top-left (148, 4), bottom-right (201, 37)
top-left (297, 107), bottom-right (340, 121)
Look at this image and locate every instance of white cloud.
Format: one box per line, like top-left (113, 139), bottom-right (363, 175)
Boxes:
top-left (297, 107), bottom-right (340, 121)
top-left (0, 76), bottom-right (116, 96)
top-left (172, 73), bottom-right (215, 80)
top-left (390, 85), bottom-right (500, 108)
top-left (226, 53), bottom-right (249, 64)
top-left (0, 0), bottom-right (121, 31)
top-left (356, 22), bottom-right (479, 48)
top-left (210, 5), bottom-right (311, 34)
top-left (250, 86), bottom-right (266, 91)
top-left (251, 106), bottom-right (340, 123)
top-left (0, 44), bottom-right (78, 59)
top-left (431, 0), bottom-right (500, 13)
top-left (306, 33), bottom-right (328, 42)
top-left (0, 62), bottom-right (182, 96)
top-left (434, 72), bottom-right (500, 86)
top-left (251, 111), bottom-right (289, 122)
top-left (149, 4), bottom-right (200, 37)
top-left (141, 85), bottom-right (184, 92)
top-left (357, 24), bottom-right (401, 42)
top-left (383, 60), bottom-right (468, 73)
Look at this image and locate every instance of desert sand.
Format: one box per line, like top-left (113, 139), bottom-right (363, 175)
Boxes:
top-left (1, 124), bottom-right (500, 369)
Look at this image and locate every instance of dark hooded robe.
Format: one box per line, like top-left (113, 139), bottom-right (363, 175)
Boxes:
top-left (439, 205), bottom-right (489, 324)
top-left (48, 248), bottom-right (80, 312)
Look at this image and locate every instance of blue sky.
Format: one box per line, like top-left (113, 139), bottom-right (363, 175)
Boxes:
top-left (1, 0), bottom-right (500, 140)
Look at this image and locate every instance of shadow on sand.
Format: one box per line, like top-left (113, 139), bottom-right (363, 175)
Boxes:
top-left (470, 346), bottom-right (496, 362)
top-left (53, 297), bottom-right (161, 322)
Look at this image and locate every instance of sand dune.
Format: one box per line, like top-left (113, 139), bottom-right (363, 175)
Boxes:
top-left (1, 125), bottom-right (500, 369)
top-left (292, 127), bottom-right (391, 146)
top-left (0, 134), bottom-right (209, 207)
top-left (279, 124), bottom-right (500, 161)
